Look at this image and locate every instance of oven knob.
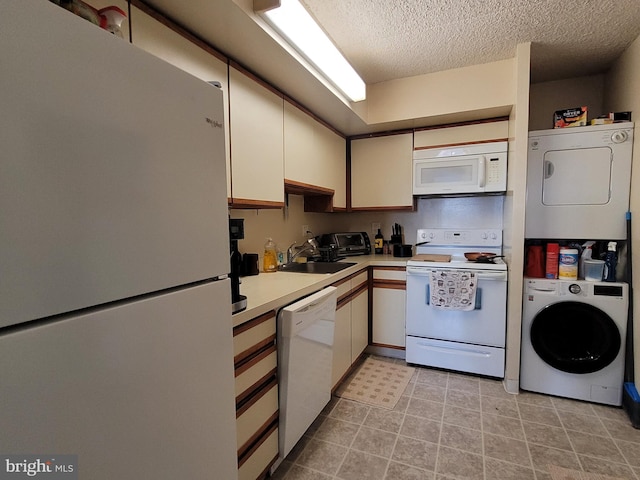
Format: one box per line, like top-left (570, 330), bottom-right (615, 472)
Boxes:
top-left (490, 232), bottom-right (497, 240)
top-left (611, 130), bottom-right (628, 143)
top-left (481, 232), bottom-right (488, 239)
top-left (429, 232), bottom-right (435, 239)
top-left (420, 232), bottom-right (427, 239)
top-left (568, 284), bottom-right (582, 294)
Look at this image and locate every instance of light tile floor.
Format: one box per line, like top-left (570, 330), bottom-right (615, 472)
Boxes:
top-left (271, 355), bottom-right (640, 480)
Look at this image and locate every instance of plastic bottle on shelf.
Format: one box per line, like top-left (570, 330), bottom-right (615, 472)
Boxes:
top-left (603, 242), bottom-right (618, 282)
top-left (545, 243), bottom-right (560, 279)
top-left (263, 238), bottom-right (278, 273)
top-left (579, 241), bottom-right (595, 279)
top-left (374, 229), bottom-right (384, 254)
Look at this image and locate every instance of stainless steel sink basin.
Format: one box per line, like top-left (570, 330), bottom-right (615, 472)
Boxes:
top-left (278, 261), bottom-right (356, 274)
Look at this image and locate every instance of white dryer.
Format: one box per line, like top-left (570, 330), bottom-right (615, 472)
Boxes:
top-left (525, 122), bottom-right (634, 239)
top-left (520, 279), bottom-right (627, 406)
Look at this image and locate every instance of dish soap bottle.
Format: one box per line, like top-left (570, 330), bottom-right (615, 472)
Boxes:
top-left (374, 228), bottom-right (384, 254)
top-left (263, 238), bottom-right (278, 273)
top-left (603, 241), bottom-right (618, 282)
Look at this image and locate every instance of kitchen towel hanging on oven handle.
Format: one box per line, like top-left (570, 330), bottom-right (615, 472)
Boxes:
top-left (428, 270), bottom-right (477, 311)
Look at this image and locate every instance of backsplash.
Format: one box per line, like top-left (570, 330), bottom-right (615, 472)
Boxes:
top-left (232, 195), bottom-right (504, 267)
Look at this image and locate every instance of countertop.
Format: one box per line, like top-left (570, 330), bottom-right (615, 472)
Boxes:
top-left (232, 254), bottom-right (407, 327)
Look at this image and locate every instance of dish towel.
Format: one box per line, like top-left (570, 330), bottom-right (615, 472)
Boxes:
top-left (430, 270), bottom-right (477, 311)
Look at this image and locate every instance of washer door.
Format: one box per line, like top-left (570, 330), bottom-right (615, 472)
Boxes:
top-left (530, 301), bottom-right (621, 374)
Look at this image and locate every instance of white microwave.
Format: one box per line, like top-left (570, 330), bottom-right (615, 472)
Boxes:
top-left (413, 141), bottom-right (508, 195)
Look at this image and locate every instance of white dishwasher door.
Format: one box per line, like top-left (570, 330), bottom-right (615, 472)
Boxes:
top-left (277, 286), bottom-right (337, 460)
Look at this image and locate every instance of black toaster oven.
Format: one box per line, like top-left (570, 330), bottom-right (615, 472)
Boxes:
top-left (318, 232), bottom-right (371, 256)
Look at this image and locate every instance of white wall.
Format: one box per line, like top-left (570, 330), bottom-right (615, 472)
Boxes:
top-left (528, 75), bottom-right (605, 131)
top-left (604, 33), bottom-right (640, 389)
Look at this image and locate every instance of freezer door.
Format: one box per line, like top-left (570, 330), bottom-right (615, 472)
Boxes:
top-left (0, 1), bottom-right (229, 327)
top-left (0, 281), bottom-right (238, 480)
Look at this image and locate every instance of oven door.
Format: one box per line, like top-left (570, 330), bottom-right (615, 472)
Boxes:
top-left (405, 266), bottom-right (507, 347)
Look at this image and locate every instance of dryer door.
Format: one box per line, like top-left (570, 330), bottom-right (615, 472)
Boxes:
top-left (530, 301), bottom-right (621, 374)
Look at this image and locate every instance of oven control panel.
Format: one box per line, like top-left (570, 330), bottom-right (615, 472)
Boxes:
top-left (417, 229), bottom-right (502, 247)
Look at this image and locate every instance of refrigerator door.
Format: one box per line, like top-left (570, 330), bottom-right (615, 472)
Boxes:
top-left (0, 1), bottom-right (229, 327)
top-left (0, 281), bottom-right (238, 480)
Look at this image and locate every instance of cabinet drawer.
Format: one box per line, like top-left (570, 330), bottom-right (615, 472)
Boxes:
top-left (233, 311), bottom-right (276, 363)
top-left (237, 379), bottom-right (278, 454)
top-left (351, 270), bottom-right (368, 290)
top-left (237, 423), bottom-right (278, 480)
top-left (331, 275), bottom-right (352, 301)
top-left (235, 345), bottom-right (277, 402)
top-left (372, 267), bottom-right (406, 282)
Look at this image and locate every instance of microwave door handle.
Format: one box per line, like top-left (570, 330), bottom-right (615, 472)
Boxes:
top-left (478, 155), bottom-right (486, 187)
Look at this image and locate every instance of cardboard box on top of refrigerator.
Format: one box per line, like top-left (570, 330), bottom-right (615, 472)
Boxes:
top-left (553, 106), bottom-right (587, 128)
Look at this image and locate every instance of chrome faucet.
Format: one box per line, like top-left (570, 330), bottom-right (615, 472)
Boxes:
top-left (286, 232), bottom-right (320, 263)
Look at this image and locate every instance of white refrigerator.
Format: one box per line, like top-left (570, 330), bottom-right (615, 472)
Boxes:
top-left (0, 2), bottom-right (237, 479)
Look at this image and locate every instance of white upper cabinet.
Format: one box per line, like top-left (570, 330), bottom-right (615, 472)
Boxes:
top-left (283, 102), bottom-right (346, 210)
top-left (228, 66), bottom-right (285, 208)
top-left (351, 133), bottom-right (414, 210)
top-left (129, 6), bottom-right (231, 199)
top-left (414, 120), bottom-right (509, 149)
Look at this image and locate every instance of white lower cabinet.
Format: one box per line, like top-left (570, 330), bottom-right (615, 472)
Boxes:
top-left (331, 270), bottom-right (369, 389)
top-left (371, 267), bottom-right (406, 349)
top-left (233, 311), bottom-right (279, 480)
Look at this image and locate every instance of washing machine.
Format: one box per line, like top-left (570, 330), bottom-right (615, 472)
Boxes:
top-left (520, 278), bottom-right (628, 406)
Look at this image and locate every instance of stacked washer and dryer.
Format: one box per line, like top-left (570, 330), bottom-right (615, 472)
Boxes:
top-left (521, 122), bottom-right (634, 406)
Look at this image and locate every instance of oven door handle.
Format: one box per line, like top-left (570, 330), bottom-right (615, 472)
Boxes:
top-left (408, 268), bottom-right (507, 282)
top-left (426, 285), bottom-right (482, 310)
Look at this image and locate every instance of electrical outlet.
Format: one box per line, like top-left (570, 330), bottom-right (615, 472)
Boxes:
top-left (302, 224), bottom-right (310, 237)
top-left (371, 222), bottom-right (381, 234)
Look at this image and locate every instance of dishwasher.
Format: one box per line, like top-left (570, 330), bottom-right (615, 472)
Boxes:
top-left (275, 286), bottom-right (337, 466)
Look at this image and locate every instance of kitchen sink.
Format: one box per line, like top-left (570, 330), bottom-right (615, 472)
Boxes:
top-left (278, 261), bottom-right (356, 274)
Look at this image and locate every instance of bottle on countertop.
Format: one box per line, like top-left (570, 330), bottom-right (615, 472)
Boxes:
top-left (263, 237), bottom-right (278, 273)
top-left (603, 241), bottom-right (618, 282)
top-left (374, 228), bottom-right (384, 254)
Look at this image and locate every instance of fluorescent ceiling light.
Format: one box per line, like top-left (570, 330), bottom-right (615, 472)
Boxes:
top-left (259, 0), bottom-right (366, 102)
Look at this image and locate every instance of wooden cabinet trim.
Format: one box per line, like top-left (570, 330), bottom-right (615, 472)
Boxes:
top-left (235, 343), bottom-right (277, 377)
top-left (234, 311), bottom-right (275, 337)
top-left (372, 266), bottom-right (407, 272)
top-left (414, 138), bottom-right (508, 151)
top-left (284, 179), bottom-right (334, 196)
top-left (237, 411), bottom-right (278, 461)
top-left (284, 97), bottom-right (345, 138)
top-left (230, 198), bottom-right (285, 209)
top-left (413, 116), bottom-right (509, 133)
top-left (236, 376), bottom-right (278, 418)
top-left (370, 342), bottom-right (406, 351)
top-left (373, 279), bottom-right (406, 290)
top-left (351, 205), bottom-right (415, 212)
top-left (234, 335), bottom-right (276, 367)
top-left (236, 367), bottom-right (277, 407)
top-left (237, 417), bottom-right (278, 468)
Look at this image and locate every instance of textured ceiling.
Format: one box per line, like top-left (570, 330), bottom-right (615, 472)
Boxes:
top-left (301, 0), bottom-right (640, 84)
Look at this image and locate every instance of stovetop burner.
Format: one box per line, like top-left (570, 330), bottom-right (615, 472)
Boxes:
top-left (408, 228), bottom-right (507, 272)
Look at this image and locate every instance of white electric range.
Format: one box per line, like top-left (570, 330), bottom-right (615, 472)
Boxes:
top-left (405, 228), bottom-right (508, 378)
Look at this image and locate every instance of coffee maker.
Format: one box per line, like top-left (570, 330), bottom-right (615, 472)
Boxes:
top-left (229, 218), bottom-right (247, 314)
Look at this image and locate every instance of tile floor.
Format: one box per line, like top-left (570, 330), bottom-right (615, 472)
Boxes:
top-left (271, 355), bottom-right (640, 480)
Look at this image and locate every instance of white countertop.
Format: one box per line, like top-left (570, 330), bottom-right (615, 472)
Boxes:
top-left (232, 254), bottom-right (407, 327)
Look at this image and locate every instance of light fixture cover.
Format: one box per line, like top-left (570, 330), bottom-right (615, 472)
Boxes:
top-left (261, 0), bottom-right (366, 102)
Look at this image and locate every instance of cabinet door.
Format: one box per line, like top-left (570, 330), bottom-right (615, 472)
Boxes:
top-left (331, 301), bottom-right (352, 389)
top-left (129, 6), bottom-right (231, 199)
top-left (351, 133), bottom-right (414, 210)
top-left (229, 66), bottom-right (285, 207)
top-left (350, 288), bottom-right (369, 362)
top-left (371, 268), bottom-right (406, 348)
top-left (414, 121), bottom-right (508, 149)
top-left (284, 102), bottom-right (346, 210)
